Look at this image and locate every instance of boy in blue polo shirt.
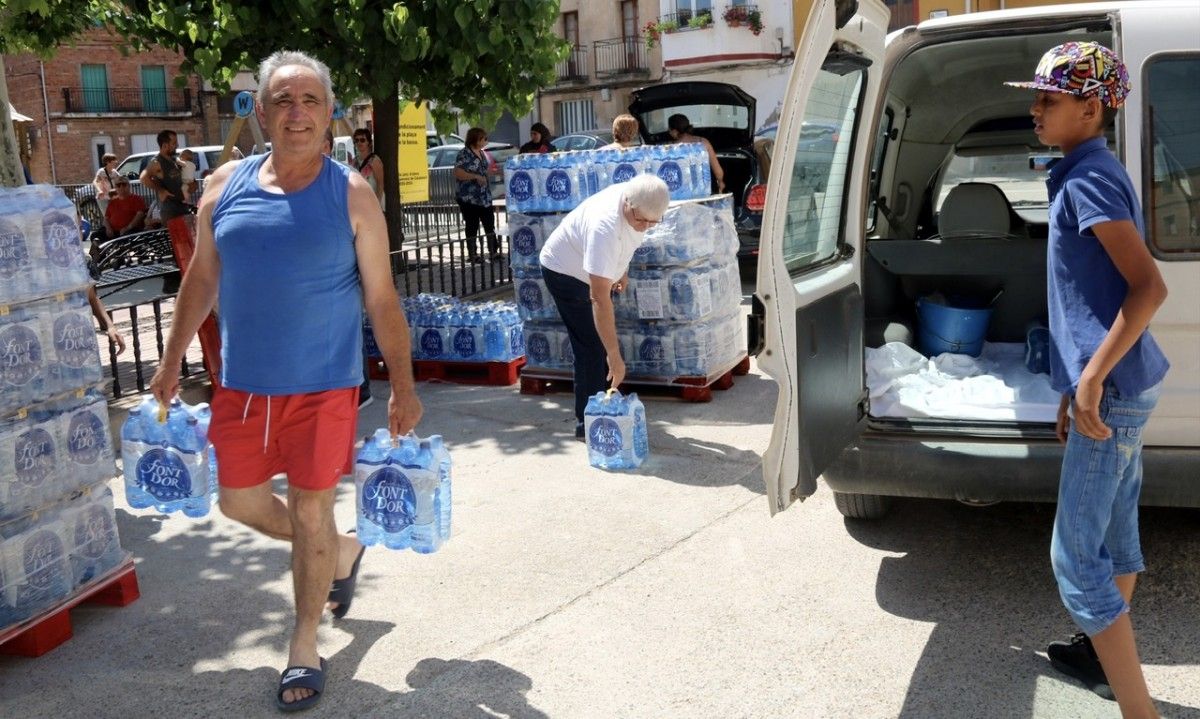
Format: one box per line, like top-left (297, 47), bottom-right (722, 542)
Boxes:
top-left (1007, 42), bottom-right (1169, 717)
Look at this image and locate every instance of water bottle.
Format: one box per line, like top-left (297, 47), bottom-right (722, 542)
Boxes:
top-left (48, 295), bottom-right (102, 393)
top-left (0, 309), bottom-right (48, 412)
top-left (121, 407), bottom-right (154, 509)
top-left (505, 308), bottom-right (525, 360)
top-left (0, 206), bottom-right (32, 305)
top-left (355, 431), bottom-right (389, 547)
top-left (656, 145), bottom-right (687, 200)
top-left (630, 394), bottom-right (649, 466)
top-left (65, 487), bottom-right (124, 588)
top-left (674, 325), bottom-right (705, 376)
top-left (428, 435), bottom-right (452, 542)
top-left (8, 418), bottom-right (57, 514)
top-left (636, 324), bottom-right (675, 377)
top-left (61, 396), bottom-right (112, 490)
top-left (175, 416), bottom-right (211, 518)
top-left (406, 437), bottom-right (440, 554)
top-left (505, 155), bottom-right (536, 214)
top-left (190, 402), bottom-right (219, 504)
top-left (9, 521), bottom-right (72, 620)
top-left (509, 215), bottom-right (541, 269)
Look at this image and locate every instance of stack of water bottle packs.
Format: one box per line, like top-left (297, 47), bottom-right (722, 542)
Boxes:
top-left (355, 429), bottom-right (451, 553)
top-left (518, 191), bottom-right (745, 380)
top-left (121, 397), bottom-right (218, 518)
top-left (396, 294), bottom-right (525, 363)
top-left (584, 391), bottom-right (649, 471)
top-left (1, 185), bottom-right (127, 630)
top-left (503, 143), bottom-right (712, 214)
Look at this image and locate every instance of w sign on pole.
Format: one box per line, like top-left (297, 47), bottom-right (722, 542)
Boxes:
top-left (218, 90), bottom-right (260, 166)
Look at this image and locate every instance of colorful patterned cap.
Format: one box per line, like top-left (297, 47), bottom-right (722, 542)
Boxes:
top-left (1005, 42), bottom-right (1131, 109)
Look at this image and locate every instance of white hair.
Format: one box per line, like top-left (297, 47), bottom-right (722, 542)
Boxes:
top-left (257, 51), bottom-right (334, 106)
top-left (622, 174), bottom-right (670, 219)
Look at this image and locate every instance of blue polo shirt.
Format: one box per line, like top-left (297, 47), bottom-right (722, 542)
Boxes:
top-left (1045, 137), bottom-right (1169, 396)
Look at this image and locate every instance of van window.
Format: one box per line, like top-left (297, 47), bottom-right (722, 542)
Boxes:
top-left (1144, 54), bottom-right (1200, 256)
top-left (781, 68), bottom-right (864, 272)
top-left (935, 152), bottom-right (1048, 224)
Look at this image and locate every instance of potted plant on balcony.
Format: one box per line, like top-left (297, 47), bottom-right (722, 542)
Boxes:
top-left (723, 5), bottom-right (750, 27)
top-left (747, 8), bottom-right (764, 34)
top-left (687, 12), bottom-right (713, 29)
top-left (644, 18), bottom-right (680, 49)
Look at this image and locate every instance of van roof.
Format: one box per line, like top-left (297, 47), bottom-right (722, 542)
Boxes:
top-left (914, 0), bottom-right (1193, 32)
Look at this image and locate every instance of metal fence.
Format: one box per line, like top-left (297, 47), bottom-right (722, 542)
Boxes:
top-left (87, 198), bottom-right (512, 399)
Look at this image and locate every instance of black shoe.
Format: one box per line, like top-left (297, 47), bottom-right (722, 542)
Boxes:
top-left (575, 421), bottom-right (585, 441)
top-left (1047, 633), bottom-right (1115, 701)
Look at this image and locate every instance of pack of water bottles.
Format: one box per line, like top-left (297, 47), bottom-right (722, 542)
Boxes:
top-left (399, 294), bottom-right (525, 362)
top-left (504, 144), bottom-right (712, 214)
top-left (1, 290), bottom-right (104, 416)
top-left (0, 484), bottom-right (126, 629)
top-left (0, 389), bottom-right (116, 521)
top-left (614, 261), bottom-right (742, 324)
top-left (505, 213), bottom-right (564, 270)
top-left (354, 429), bottom-right (451, 553)
top-left (585, 391), bottom-right (649, 471)
top-left (512, 267), bottom-right (560, 323)
top-left (120, 397), bottom-right (218, 518)
top-left (618, 311), bottom-right (745, 378)
top-left (0, 185), bottom-right (91, 306)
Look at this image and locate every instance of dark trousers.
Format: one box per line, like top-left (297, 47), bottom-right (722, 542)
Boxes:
top-left (541, 265), bottom-right (608, 425)
top-left (457, 200), bottom-right (499, 259)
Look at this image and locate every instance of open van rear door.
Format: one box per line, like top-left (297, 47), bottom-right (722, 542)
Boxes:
top-left (753, 0), bottom-right (888, 514)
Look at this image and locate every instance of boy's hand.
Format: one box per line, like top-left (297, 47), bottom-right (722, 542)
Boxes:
top-left (1072, 377), bottom-right (1112, 441)
top-left (1055, 395), bottom-right (1070, 443)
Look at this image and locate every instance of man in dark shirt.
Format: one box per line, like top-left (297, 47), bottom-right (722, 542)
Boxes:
top-left (140, 129), bottom-right (188, 222)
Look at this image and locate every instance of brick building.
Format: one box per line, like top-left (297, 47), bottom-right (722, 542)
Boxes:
top-left (3, 27), bottom-right (228, 185)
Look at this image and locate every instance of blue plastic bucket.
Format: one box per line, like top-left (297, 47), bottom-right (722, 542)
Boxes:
top-left (916, 297), bottom-right (992, 357)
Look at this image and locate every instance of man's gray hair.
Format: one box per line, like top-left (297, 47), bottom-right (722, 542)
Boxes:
top-left (257, 50), bottom-right (334, 106)
top-left (622, 174), bottom-right (670, 219)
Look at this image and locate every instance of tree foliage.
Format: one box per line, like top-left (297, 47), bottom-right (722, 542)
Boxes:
top-left (105, 0), bottom-right (568, 245)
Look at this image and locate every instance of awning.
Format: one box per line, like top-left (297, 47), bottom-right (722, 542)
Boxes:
top-left (8, 103), bottom-right (33, 122)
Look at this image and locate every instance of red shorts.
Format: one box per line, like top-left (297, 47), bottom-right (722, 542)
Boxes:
top-left (209, 386), bottom-right (358, 492)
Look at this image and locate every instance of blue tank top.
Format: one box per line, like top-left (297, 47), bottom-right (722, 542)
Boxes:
top-left (212, 154), bottom-right (362, 394)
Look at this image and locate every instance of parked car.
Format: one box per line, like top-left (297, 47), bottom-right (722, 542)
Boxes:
top-left (549, 131), bottom-right (638, 152)
top-left (628, 82), bottom-right (762, 264)
top-left (75, 146), bottom-right (227, 221)
top-left (426, 142), bottom-right (517, 202)
top-left (751, 0), bottom-right (1200, 519)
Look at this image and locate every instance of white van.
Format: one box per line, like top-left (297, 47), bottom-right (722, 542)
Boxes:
top-left (751, 0), bottom-right (1200, 518)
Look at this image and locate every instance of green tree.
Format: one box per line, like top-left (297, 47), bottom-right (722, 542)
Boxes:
top-left (0, 0), bottom-right (110, 186)
top-left (106, 0), bottom-right (568, 254)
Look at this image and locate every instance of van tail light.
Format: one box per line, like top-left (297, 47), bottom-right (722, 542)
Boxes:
top-left (745, 184), bottom-right (767, 212)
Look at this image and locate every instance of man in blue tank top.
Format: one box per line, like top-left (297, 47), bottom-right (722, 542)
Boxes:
top-left (150, 50), bottom-right (422, 712)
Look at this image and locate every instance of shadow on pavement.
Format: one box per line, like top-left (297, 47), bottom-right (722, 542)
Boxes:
top-left (844, 500), bottom-right (1200, 718)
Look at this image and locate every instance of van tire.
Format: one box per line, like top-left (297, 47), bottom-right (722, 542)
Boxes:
top-left (833, 492), bottom-right (890, 520)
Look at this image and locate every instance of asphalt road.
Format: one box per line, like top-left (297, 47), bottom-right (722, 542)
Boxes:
top-left (1, 324), bottom-right (1196, 718)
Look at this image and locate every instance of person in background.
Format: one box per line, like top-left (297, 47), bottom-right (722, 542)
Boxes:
top-left (322, 127), bottom-right (374, 411)
top-left (667, 113), bottom-right (725, 193)
top-left (604, 114), bottom-right (640, 150)
top-left (519, 122), bottom-right (553, 154)
top-left (101, 177), bottom-right (147, 241)
top-left (178, 148), bottom-right (198, 202)
top-left (352, 128), bottom-right (385, 208)
top-left (1006, 42), bottom-right (1169, 718)
top-left (453, 127), bottom-right (500, 264)
top-left (140, 129), bottom-right (189, 223)
top-left (92, 153), bottom-right (119, 215)
top-left (538, 174), bottom-right (670, 439)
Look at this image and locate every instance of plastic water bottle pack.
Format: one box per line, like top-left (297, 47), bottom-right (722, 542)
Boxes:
top-left (400, 294), bottom-right (525, 362)
top-left (511, 267), bottom-right (560, 323)
top-left (120, 397), bottom-right (215, 518)
top-left (354, 429), bottom-right (451, 553)
top-left (504, 145), bottom-right (713, 214)
top-left (1, 291), bottom-right (103, 415)
top-left (0, 389), bottom-right (116, 521)
top-left (0, 185), bottom-right (91, 306)
top-left (584, 390), bottom-right (648, 471)
top-left (0, 515), bottom-right (73, 627)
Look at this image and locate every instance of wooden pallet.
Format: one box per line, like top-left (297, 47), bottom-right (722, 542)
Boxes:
top-left (368, 356), bottom-right (527, 386)
top-left (520, 355), bottom-right (751, 403)
top-left (0, 559), bottom-right (140, 658)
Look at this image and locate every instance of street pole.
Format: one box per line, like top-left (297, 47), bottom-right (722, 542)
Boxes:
top-left (0, 56), bottom-right (26, 187)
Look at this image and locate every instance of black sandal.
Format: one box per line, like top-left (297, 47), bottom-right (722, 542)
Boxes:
top-left (276, 657), bottom-right (327, 713)
top-left (327, 539), bottom-right (366, 620)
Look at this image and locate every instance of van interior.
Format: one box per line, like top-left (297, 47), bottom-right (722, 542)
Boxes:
top-left (858, 27), bottom-right (1118, 426)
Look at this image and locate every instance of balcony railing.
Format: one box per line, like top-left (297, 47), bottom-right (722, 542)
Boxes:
top-left (555, 45), bottom-right (589, 84)
top-left (594, 36), bottom-right (650, 78)
top-left (658, 9), bottom-right (713, 28)
top-left (61, 87), bottom-right (193, 114)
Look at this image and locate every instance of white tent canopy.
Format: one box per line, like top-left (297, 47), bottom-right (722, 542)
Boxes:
top-left (8, 102), bottom-right (33, 122)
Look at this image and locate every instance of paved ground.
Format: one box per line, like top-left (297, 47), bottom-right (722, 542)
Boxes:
top-left (3, 309), bottom-right (1198, 718)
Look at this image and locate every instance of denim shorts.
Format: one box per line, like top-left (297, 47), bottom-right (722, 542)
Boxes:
top-left (1050, 382), bottom-right (1161, 636)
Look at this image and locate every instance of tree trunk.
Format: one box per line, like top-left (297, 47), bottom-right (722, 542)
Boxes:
top-left (0, 58), bottom-right (26, 188)
top-left (371, 88), bottom-right (404, 272)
